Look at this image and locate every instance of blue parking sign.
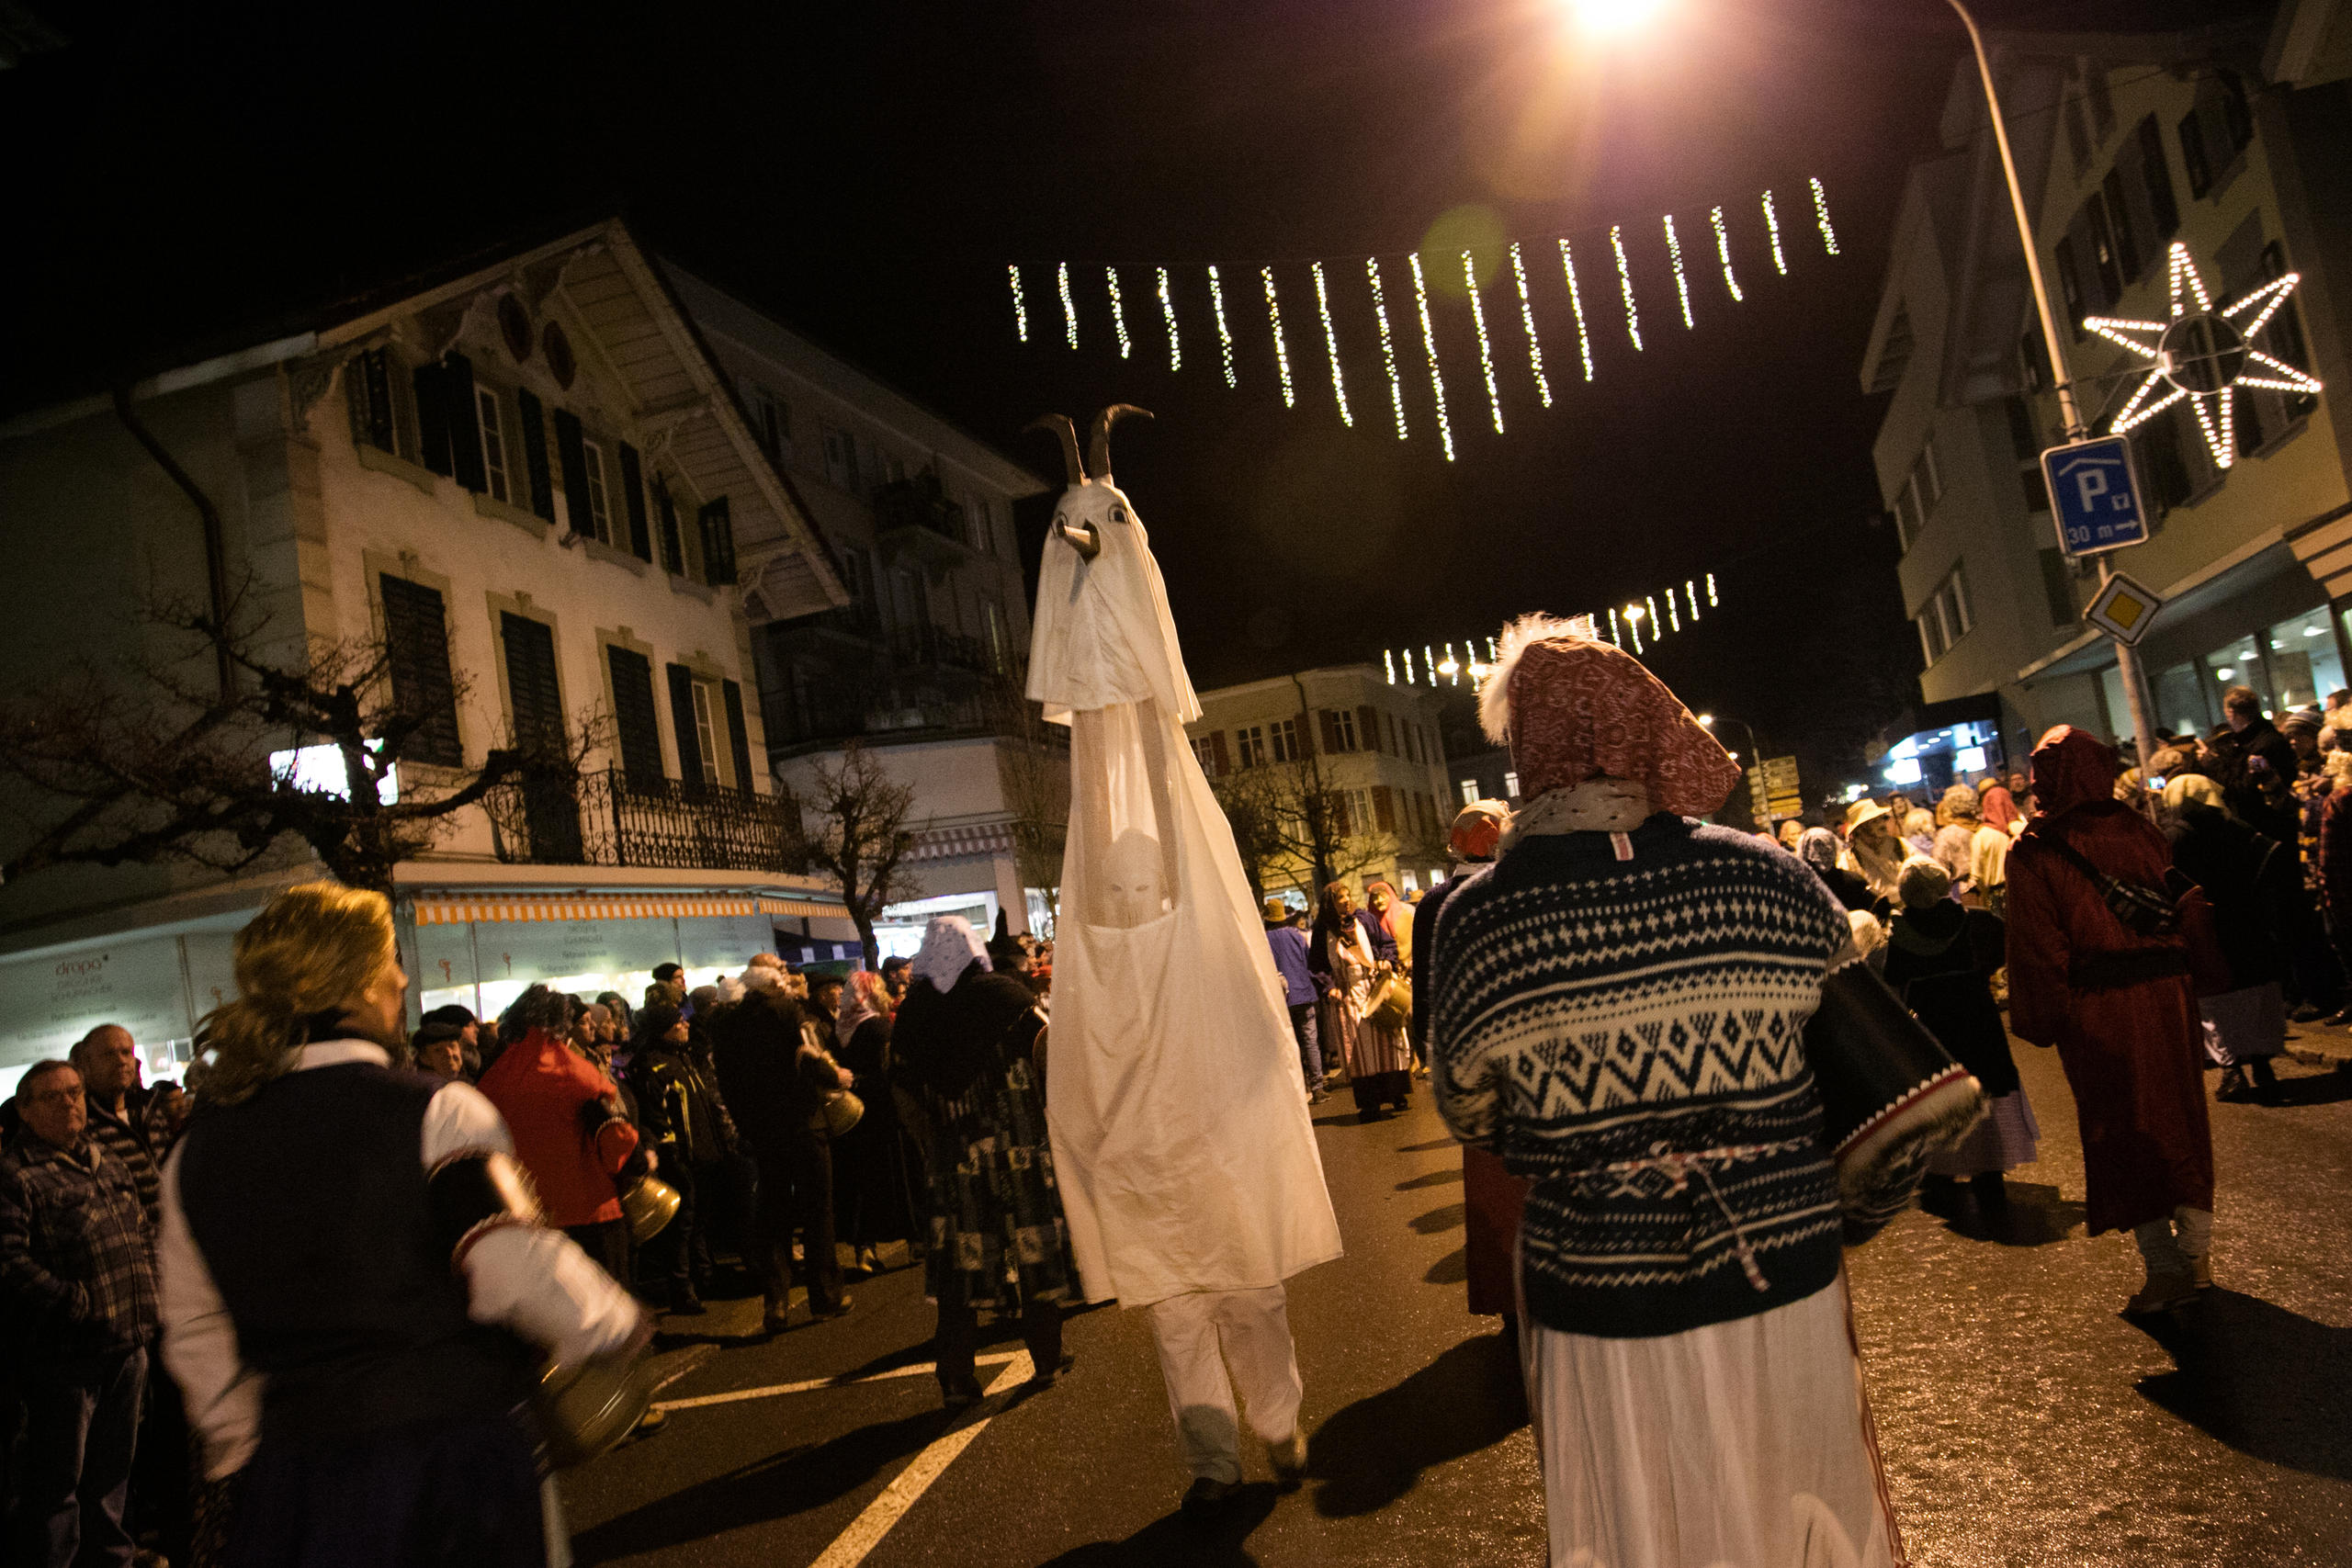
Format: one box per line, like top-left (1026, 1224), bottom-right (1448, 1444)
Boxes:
top-left (2042, 436), bottom-right (2149, 558)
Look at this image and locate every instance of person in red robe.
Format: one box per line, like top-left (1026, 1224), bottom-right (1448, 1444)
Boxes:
top-left (2004, 726), bottom-right (2216, 1314)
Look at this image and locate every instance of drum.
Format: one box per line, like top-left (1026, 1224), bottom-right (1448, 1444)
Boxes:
top-left (1805, 953), bottom-right (1984, 1242)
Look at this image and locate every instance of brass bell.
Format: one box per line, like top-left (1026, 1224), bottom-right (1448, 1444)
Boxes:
top-left (535, 1351), bottom-right (655, 1469)
top-left (620, 1174), bottom-right (681, 1245)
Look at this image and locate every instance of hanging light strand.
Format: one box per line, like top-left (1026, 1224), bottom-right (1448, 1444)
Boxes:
top-left (1311, 261), bottom-right (1352, 426)
top-left (1686, 580), bottom-right (1700, 622)
top-left (1408, 253), bottom-right (1455, 462)
top-left (1610, 225), bottom-right (1643, 350)
top-left (1664, 216), bottom-right (1694, 330)
top-left (1707, 572), bottom-right (1718, 605)
top-left (1105, 267), bottom-right (1133, 359)
top-left (1810, 176), bottom-right (1838, 255)
top-left (1057, 262), bottom-right (1078, 349)
top-left (1208, 265), bottom-right (1237, 388)
top-left (1558, 239), bottom-right (1595, 382)
top-left (1464, 251), bottom-right (1505, 434)
top-left (1510, 242), bottom-right (1552, 408)
top-left (1008, 265), bottom-right (1029, 342)
top-left (1762, 191), bottom-right (1788, 275)
top-left (1366, 257), bottom-right (1408, 440)
top-left (1261, 265), bottom-right (1296, 408)
top-left (1710, 207), bottom-right (1743, 302)
top-left (1156, 266), bottom-right (1182, 372)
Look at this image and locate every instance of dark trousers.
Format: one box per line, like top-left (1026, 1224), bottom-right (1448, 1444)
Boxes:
top-left (687, 1155), bottom-right (756, 1281)
top-left (752, 1133), bottom-right (841, 1314)
top-left (1286, 1002), bottom-right (1322, 1090)
top-left (934, 1296), bottom-right (1062, 1396)
top-left (226, 1413), bottom-right (542, 1568)
top-left (12, 1346), bottom-right (145, 1568)
top-left (643, 1155), bottom-right (697, 1298)
top-left (128, 1340), bottom-right (192, 1563)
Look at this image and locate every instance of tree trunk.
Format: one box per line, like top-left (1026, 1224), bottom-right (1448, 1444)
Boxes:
top-left (853, 910), bottom-right (879, 970)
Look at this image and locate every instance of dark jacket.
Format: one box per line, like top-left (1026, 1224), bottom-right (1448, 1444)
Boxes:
top-left (630, 1043), bottom-right (734, 1166)
top-left (710, 992), bottom-right (836, 1146)
top-left (1881, 900), bottom-right (2020, 1098)
top-left (1355, 907), bottom-right (1399, 967)
top-left (0, 1134), bottom-right (159, 1357)
top-left (1264, 921), bottom-right (1315, 1007)
top-left (2165, 801), bottom-right (2299, 990)
top-left (2206, 719), bottom-right (2301, 843)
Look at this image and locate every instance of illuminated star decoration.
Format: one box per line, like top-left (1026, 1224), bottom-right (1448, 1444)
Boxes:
top-left (2087, 241), bottom-right (2322, 472)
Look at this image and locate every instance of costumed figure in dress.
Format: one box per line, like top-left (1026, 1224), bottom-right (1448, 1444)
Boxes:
top-left (831, 970), bottom-right (926, 1274)
top-left (2161, 773), bottom-right (2292, 1101)
top-left (1882, 860), bottom-right (2038, 1222)
top-left (1315, 883), bottom-right (1414, 1118)
top-left (889, 918), bottom-right (1081, 1409)
top-left (1428, 618), bottom-right (1907, 1568)
top-left (1024, 408), bottom-right (1342, 1513)
top-left (2006, 726), bottom-right (2219, 1315)
top-left (1412, 800), bottom-right (1531, 1331)
top-left (159, 884), bottom-right (646, 1568)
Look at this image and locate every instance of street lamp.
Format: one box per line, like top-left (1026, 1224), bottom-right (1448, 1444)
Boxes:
top-left (1566, 0), bottom-right (1670, 36)
top-left (1944, 0), bottom-right (2157, 776)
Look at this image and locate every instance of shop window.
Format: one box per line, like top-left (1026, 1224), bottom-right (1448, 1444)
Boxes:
top-left (2204, 640), bottom-right (2276, 717)
top-left (2152, 661), bottom-right (2213, 737)
top-left (2263, 607), bottom-right (2345, 711)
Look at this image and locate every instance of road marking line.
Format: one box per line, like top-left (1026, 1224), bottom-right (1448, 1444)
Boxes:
top-left (808, 1350), bottom-right (1035, 1568)
top-left (653, 1354), bottom-right (1019, 1412)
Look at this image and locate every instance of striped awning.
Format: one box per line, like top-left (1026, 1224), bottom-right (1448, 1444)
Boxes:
top-left (755, 897), bottom-right (846, 919)
top-left (412, 894), bottom-right (764, 927)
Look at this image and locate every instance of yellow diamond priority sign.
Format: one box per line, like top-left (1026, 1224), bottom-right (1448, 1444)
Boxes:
top-left (2085, 570), bottom-right (2163, 647)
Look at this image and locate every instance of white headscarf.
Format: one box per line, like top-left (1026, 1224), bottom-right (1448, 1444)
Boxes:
top-left (911, 915), bottom-right (990, 994)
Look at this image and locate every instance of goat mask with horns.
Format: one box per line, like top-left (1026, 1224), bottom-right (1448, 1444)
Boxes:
top-left (1023, 405), bottom-right (1199, 727)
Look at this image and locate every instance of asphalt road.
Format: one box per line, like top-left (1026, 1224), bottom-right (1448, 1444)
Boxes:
top-left (558, 1042), bottom-right (2352, 1568)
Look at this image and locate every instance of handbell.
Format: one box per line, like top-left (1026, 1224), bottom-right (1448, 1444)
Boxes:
top-left (620, 1174), bottom-right (682, 1245)
top-left (535, 1351), bottom-right (655, 1469)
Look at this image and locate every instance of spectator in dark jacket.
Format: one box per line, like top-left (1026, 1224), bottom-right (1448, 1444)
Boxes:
top-left (1, 1059), bottom-right (159, 1568)
top-left (711, 965), bottom-right (854, 1332)
top-left (628, 1002), bottom-right (720, 1314)
top-left (2206, 686), bottom-right (2301, 844)
top-left (1262, 901), bottom-right (1322, 1100)
top-left (70, 1025), bottom-right (159, 1235)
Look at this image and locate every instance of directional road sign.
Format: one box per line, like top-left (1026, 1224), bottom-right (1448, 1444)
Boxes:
top-left (2042, 436), bottom-right (2150, 558)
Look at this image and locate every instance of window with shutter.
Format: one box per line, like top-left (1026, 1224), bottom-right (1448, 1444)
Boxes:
top-left (653, 478), bottom-right (684, 574)
top-left (515, 389), bottom-right (556, 522)
top-left (2137, 115), bottom-right (2178, 240)
top-left (501, 614), bottom-right (580, 860)
top-left (667, 663), bottom-right (706, 791)
top-left (722, 680), bottom-right (755, 795)
top-left (579, 437), bottom-right (613, 544)
top-left (1272, 717), bottom-right (1300, 762)
top-left (412, 361), bottom-right (455, 477)
top-left (1330, 792), bottom-right (1351, 838)
top-left (1374, 786), bottom-right (1396, 832)
top-left (697, 498), bottom-right (738, 585)
top-left (379, 575), bottom-right (462, 766)
top-left (473, 384), bottom-right (510, 504)
top-left (607, 646), bottom-right (664, 793)
top-left (348, 347), bottom-right (399, 457)
top-left (1355, 706), bottom-right (1378, 753)
top-left (2053, 237), bottom-right (2087, 340)
top-left (1384, 712), bottom-right (1398, 755)
top-left (618, 443), bottom-right (652, 561)
top-left (442, 353), bottom-right (488, 493)
top-left (554, 409), bottom-right (593, 538)
top-left (2177, 110), bottom-right (2212, 198)
top-left (1210, 730), bottom-right (1230, 777)
top-left (2100, 168), bottom-right (2142, 283)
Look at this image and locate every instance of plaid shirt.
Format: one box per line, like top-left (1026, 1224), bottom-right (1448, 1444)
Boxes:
top-left (83, 1098), bottom-right (161, 1236)
top-left (0, 1133), bottom-right (159, 1355)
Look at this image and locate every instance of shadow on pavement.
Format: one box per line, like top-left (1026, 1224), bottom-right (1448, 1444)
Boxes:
top-left (1926, 1180), bottom-right (2084, 1247)
top-left (1409, 1201), bottom-right (1466, 1235)
top-left (569, 1406), bottom-right (955, 1563)
top-left (2128, 1289), bottom-right (2352, 1482)
top-left (1306, 1333), bottom-right (1526, 1517)
top-left (1422, 1247), bottom-right (1468, 1284)
top-left (2253, 1067), bottom-right (2352, 1107)
top-left (1395, 1167), bottom-right (1463, 1190)
top-left (1034, 1485), bottom-right (1279, 1566)
top-left (1396, 1138), bottom-right (1455, 1153)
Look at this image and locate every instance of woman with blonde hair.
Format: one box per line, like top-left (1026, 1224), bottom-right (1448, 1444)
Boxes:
top-left (159, 883), bottom-right (644, 1568)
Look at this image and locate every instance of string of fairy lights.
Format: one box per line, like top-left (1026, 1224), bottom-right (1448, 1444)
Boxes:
top-left (1008, 179), bottom-right (1840, 460)
top-left (1385, 574), bottom-right (1723, 688)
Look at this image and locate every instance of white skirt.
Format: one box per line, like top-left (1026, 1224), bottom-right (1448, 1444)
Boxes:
top-left (1927, 1087), bottom-right (2040, 1177)
top-left (1522, 1277), bottom-right (1902, 1568)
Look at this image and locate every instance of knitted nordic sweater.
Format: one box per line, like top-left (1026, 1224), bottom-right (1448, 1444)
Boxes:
top-left (1429, 815), bottom-right (1849, 1337)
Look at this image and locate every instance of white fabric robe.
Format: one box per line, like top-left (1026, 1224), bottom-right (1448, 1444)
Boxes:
top-left (1029, 472), bottom-right (1342, 1307)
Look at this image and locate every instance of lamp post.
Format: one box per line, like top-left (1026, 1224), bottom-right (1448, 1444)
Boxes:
top-left (1945, 0), bottom-right (2158, 777)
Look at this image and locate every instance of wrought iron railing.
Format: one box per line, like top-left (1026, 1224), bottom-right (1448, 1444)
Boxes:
top-left (487, 767), bottom-right (794, 872)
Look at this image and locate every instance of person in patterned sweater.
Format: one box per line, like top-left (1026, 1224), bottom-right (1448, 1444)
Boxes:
top-left (1429, 615), bottom-right (1905, 1568)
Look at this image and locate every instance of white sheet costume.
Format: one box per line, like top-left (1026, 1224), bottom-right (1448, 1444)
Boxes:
top-left (1027, 408), bottom-right (1342, 1487)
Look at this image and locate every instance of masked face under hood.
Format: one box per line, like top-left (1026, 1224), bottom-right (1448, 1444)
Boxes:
top-left (2030, 725), bottom-right (2122, 817)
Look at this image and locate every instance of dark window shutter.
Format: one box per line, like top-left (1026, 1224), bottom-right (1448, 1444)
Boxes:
top-left (667, 663), bottom-right (705, 790)
top-left (412, 361), bottom-right (454, 477)
top-left (2177, 110), bottom-right (2211, 198)
top-left (1210, 730), bottom-right (1229, 777)
top-left (2053, 238), bottom-right (2086, 341)
top-left (2138, 115), bottom-right (2178, 240)
top-left (349, 348), bottom-right (396, 454)
top-left (1356, 705), bottom-right (1378, 753)
top-left (618, 443), bottom-right (652, 561)
top-left (2100, 169), bottom-right (2142, 283)
top-left (697, 497), bottom-right (738, 585)
top-left (654, 479), bottom-right (684, 573)
top-left (379, 574), bottom-right (462, 766)
top-left (1331, 792), bottom-right (1351, 838)
top-left (516, 389), bottom-right (556, 521)
top-left (553, 408), bottom-right (592, 536)
top-left (443, 352), bottom-right (488, 493)
top-left (721, 679), bottom-right (754, 793)
top-left (607, 646), bottom-right (664, 792)
top-left (500, 613), bottom-right (565, 755)
top-left (1319, 710), bottom-right (1341, 753)
top-left (1374, 785), bottom-right (1396, 832)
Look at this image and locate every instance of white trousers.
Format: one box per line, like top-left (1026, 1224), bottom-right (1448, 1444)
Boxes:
top-left (2132, 1205), bottom-right (2214, 1273)
top-left (1147, 1284), bottom-right (1305, 1483)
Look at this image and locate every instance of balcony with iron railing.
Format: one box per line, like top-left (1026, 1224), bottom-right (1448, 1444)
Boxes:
top-left (487, 766), bottom-right (795, 873)
top-left (873, 475), bottom-right (974, 569)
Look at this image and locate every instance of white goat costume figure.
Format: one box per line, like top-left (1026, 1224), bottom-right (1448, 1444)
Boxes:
top-left (1026, 407), bottom-right (1340, 1492)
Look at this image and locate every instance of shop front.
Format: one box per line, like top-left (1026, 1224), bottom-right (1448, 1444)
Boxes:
top-left (1870, 694), bottom-right (2009, 805)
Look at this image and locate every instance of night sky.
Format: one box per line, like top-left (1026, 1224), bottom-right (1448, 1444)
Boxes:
top-left (5, 0), bottom-right (2007, 795)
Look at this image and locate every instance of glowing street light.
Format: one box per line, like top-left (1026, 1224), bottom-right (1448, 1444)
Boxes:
top-left (1568, 0), bottom-right (1670, 35)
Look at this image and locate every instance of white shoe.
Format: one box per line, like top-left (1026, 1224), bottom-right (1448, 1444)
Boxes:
top-left (1268, 1431), bottom-right (1307, 1480)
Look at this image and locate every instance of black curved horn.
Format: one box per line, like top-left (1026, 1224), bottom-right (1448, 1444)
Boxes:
top-left (1024, 414), bottom-right (1086, 486)
top-left (1088, 404), bottom-right (1153, 479)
